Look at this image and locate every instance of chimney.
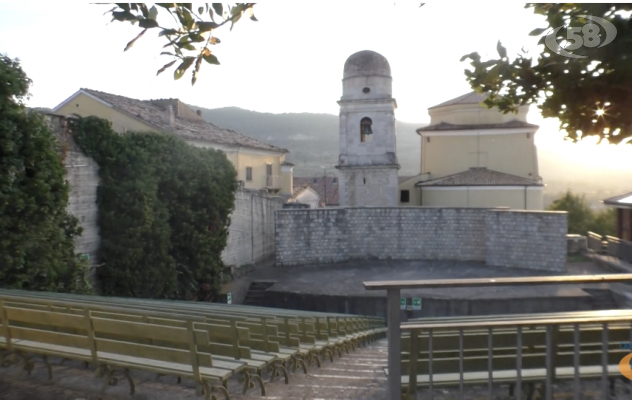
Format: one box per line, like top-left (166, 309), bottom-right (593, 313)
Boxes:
top-left (196, 110), bottom-right (202, 117)
top-left (164, 105), bottom-right (174, 126)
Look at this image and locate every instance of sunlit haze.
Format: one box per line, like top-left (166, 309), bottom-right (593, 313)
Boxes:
top-left (1, 2), bottom-right (630, 175)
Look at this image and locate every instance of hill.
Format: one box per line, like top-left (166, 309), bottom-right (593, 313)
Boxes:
top-left (194, 106), bottom-right (424, 176)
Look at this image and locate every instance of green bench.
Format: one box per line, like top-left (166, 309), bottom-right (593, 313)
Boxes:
top-left (0, 299), bottom-right (238, 400)
top-left (393, 312), bottom-right (632, 399)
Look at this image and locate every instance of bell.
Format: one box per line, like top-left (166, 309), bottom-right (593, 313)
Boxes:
top-left (362, 124), bottom-right (372, 135)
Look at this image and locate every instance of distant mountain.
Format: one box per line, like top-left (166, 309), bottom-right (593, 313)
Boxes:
top-left (193, 106), bottom-right (424, 176)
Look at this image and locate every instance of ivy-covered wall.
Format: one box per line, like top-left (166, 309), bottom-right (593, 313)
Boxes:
top-left (70, 116), bottom-right (237, 299)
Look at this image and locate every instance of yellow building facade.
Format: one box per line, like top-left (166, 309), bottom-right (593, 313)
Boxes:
top-left (398, 92), bottom-right (544, 210)
top-left (54, 89), bottom-right (292, 195)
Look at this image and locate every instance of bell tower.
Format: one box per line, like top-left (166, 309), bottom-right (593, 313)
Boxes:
top-left (335, 50), bottom-right (400, 207)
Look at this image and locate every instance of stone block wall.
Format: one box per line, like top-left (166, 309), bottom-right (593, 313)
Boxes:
top-left (485, 210), bottom-right (568, 271)
top-left (222, 189), bottom-right (283, 267)
top-left (346, 207), bottom-right (488, 261)
top-left (275, 207), bottom-right (568, 271)
top-left (275, 209), bottom-right (348, 266)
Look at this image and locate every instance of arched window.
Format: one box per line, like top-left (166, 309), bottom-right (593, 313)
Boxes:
top-left (360, 117), bottom-right (373, 143)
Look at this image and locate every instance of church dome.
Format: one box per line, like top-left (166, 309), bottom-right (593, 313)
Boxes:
top-left (343, 50), bottom-right (391, 79)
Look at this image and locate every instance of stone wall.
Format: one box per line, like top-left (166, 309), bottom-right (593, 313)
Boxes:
top-left (46, 114), bottom-right (101, 264)
top-left (275, 207), bottom-right (568, 271)
top-left (485, 210), bottom-right (568, 271)
top-left (222, 188), bottom-right (283, 267)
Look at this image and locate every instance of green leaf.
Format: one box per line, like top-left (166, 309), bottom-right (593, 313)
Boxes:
top-left (209, 8), bottom-right (215, 21)
top-left (157, 60), bottom-right (177, 76)
top-left (160, 51), bottom-right (175, 56)
top-left (198, 7), bottom-right (204, 14)
top-left (198, 21), bottom-right (220, 32)
top-left (460, 52), bottom-right (480, 62)
top-left (156, 3), bottom-right (175, 8)
top-left (124, 29), bottom-right (147, 51)
top-left (212, 3), bottom-right (223, 17)
top-left (529, 27), bottom-right (548, 36)
top-left (111, 10), bottom-right (137, 22)
top-left (174, 57), bottom-right (195, 80)
top-left (149, 5), bottom-right (158, 20)
top-left (189, 33), bottom-right (205, 43)
top-left (496, 41), bottom-right (507, 58)
top-left (139, 19), bottom-right (159, 29)
top-left (159, 29), bottom-right (179, 37)
top-left (203, 53), bottom-right (220, 65)
top-left (115, 3), bottom-right (130, 12)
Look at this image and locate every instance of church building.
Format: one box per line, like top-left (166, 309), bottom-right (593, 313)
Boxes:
top-left (399, 91), bottom-right (545, 210)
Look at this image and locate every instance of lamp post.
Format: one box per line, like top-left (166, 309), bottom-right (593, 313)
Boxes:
top-left (315, 166), bottom-right (336, 207)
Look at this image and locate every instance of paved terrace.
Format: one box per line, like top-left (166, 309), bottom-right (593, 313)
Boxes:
top-left (244, 259), bottom-right (610, 300)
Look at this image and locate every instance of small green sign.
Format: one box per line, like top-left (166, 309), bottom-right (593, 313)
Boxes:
top-left (400, 298), bottom-right (406, 310)
top-left (80, 254), bottom-right (90, 261)
top-left (412, 298), bottom-right (422, 311)
top-left (227, 293), bottom-right (232, 305)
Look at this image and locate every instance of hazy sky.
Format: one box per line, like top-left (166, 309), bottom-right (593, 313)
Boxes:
top-left (1, 2), bottom-right (631, 171)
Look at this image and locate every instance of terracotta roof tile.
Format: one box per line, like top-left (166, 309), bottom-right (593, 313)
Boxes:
top-left (417, 168), bottom-right (542, 187)
top-left (293, 176), bottom-right (339, 205)
top-left (80, 89), bottom-right (288, 154)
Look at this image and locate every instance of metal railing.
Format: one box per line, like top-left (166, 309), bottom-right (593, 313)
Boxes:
top-left (606, 235), bottom-right (632, 264)
top-left (587, 231), bottom-right (604, 253)
top-left (364, 274), bottom-right (632, 400)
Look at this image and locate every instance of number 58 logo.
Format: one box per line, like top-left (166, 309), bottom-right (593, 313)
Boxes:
top-left (545, 15), bottom-right (617, 58)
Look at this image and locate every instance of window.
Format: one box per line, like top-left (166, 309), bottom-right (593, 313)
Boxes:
top-left (266, 164), bottom-right (272, 176)
top-left (332, 178), bottom-right (337, 184)
top-left (362, 87), bottom-right (370, 94)
top-left (400, 190), bottom-right (410, 203)
top-left (245, 167), bottom-right (253, 181)
top-left (363, 178), bottom-right (366, 185)
top-left (312, 178), bottom-right (318, 184)
top-left (360, 117), bottom-right (373, 143)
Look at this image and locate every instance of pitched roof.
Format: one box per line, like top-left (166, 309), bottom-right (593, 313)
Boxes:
top-left (288, 184), bottom-right (318, 201)
top-left (428, 91), bottom-right (490, 110)
top-left (417, 120), bottom-right (539, 132)
top-left (604, 191), bottom-right (632, 209)
top-left (417, 168), bottom-right (542, 187)
top-left (398, 175), bottom-right (417, 184)
top-left (293, 176), bottom-right (339, 205)
top-left (59, 89), bottom-right (288, 154)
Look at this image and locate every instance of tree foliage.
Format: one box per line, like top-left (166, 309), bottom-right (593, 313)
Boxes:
top-left (106, 3), bottom-right (257, 85)
top-left (0, 55), bottom-right (89, 293)
top-left (462, 4), bottom-right (632, 144)
top-left (547, 190), bottom-right (616, 236)
top-left (70, 116), bottom-right (237, 299)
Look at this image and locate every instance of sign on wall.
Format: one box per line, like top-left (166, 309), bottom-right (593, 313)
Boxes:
top-left (412, 298), bottom-right (422, 311)
top-left (227, 293), bottom-right (232, 305)
top-left (400, 298), bottom-right (406, 310)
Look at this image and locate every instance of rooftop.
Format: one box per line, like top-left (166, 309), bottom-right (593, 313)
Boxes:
top-left (59, 89), bottom-right (288, 154)
top-left (417, 120), bottom-right (539, 132)
top-left (604, 191), bottom-right (632, 208)
top-left (417, 168), bottom-right (543, 187)
top-left (428, 91), bottom-right (490, 110)
top-left (293, 176), bottom-right (340, 206)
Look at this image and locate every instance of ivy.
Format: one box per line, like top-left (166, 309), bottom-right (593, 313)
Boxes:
top-left (0, 55), bottom-right (90, 293)
top-left (69, 116), bottom-right (237, 299)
